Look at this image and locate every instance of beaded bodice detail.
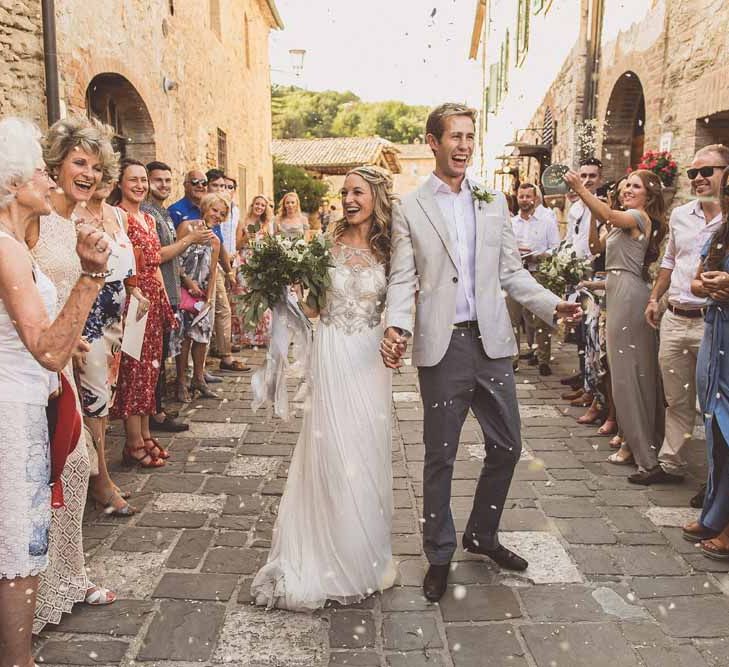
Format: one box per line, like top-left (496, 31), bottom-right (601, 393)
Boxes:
top-left (319, 243), bottom-right (386, 335)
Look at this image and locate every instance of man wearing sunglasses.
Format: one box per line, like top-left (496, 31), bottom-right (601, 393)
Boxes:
top-left (168, 169), bottom-right (209, 229)
top-left (636, 144), bottom-right (729, 486)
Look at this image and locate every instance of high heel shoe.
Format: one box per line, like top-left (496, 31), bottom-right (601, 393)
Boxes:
top-left (144, 437), bottom-right (170, 460)
top-left (191, 380), bottom-right (220, 399)
top-left (122, 442), bottom-right (165, 468)
top-left (91, 489), bottom-right (136, 516)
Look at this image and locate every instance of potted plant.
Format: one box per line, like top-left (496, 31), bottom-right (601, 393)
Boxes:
top-left (627, 150), bottom-right (678, 208)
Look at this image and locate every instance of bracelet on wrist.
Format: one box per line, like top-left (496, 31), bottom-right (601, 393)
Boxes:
top-left (80, 269), bottom-right (112, 280)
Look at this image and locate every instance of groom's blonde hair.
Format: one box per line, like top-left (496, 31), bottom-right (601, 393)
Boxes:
top-left (426, 103), bottom-right (477, 141)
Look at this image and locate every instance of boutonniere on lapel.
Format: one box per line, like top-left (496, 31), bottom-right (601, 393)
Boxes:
top-left (471, 185), bottom-right (494, 209)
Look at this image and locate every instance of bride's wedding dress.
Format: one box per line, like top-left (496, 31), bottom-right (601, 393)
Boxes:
top-left (251, 242), bottom-right (396, 611)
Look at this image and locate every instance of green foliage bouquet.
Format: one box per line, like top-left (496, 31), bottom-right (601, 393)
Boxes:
top-left (237, 232), bottom-right (332, 330)
top-left (534, 241), bottom-right (592, 295)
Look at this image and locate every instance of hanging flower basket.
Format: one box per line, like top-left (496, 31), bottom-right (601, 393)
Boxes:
top-left (627, 150), bottom-right (678, 187)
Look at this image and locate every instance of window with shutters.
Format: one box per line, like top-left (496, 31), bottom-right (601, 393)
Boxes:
top-left (217, 129), bottom-right (227, 172)
top-left (516, 0), bottom-right (530, 66)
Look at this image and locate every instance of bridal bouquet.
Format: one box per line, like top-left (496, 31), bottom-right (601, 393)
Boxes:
top-left (534, 241), bottom-right (592, 295)
top-left (240, 232), bottom-right (333, 420)
top-left (237, 233), bottom-right (332, 330)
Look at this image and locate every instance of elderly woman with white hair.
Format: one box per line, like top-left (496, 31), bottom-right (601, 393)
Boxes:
top-left (27, 115), bottom-right (119, 632)
top-left (0, 117), bottom-right (110, 667)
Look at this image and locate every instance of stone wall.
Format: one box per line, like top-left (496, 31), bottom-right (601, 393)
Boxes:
top-left (0, 0), bottom-right (280, 207)
top-left (514, 0), bottom-right (729, 204)
top-left (0, 0), bottom-right (44, 121)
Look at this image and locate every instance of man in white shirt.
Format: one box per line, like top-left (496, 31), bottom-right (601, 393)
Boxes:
top-left (633, 144), bottom-right (729, 486)
top-left (508, 183), bottom-right (561, 375)
top-left (565, 158), bottom-right (602, 259)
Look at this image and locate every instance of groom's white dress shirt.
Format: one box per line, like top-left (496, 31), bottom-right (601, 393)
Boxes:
top-left (429, 174), bottom-right (477, 323)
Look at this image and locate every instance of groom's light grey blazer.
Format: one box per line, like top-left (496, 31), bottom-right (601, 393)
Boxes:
top-left (386, 178), bottom-right (561, 367)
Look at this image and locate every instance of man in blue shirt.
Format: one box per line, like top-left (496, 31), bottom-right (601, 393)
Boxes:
top-left (168, 169), bottom-right (208, 230)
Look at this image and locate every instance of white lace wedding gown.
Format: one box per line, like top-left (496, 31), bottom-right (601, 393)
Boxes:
top-left (251, 242), bottom-right (396, 611)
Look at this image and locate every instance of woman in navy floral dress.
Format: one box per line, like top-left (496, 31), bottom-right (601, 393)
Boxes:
top-left (75, 178), bottom-right (145, 515)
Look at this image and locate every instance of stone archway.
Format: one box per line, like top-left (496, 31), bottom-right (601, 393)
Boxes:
top-left (602, 71), bottom-right (645, 182)
top-left (86, 73), bottom-right (156, 163)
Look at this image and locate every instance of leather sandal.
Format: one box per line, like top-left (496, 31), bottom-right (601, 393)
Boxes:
top-left (597, 419), bottom-right (618, 436)
top-left (219, 359), bottom-right (250, 372)
top-left (144, 437), bottom-right (170, 460)
top-left (609, 435), bottom-right (623, 449)
top-left (701, 537), bottom-right (729, 560)
top-left (122, 443), bottom-right (165, 468)
top-left (682, 521), bottom-right (718, 543)
top-left (570, 392), bottom-right (594, 407)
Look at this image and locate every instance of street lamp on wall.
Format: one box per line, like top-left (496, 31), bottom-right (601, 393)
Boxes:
top-left (288, 49), bottom-right (306, 78)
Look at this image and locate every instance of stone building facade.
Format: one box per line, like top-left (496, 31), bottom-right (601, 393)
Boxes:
top-left (473, 0), bottom-right (729, 204)
top-left (392, 143), bottom-right (434, 197)
top-left (0, 0), bottom-right (283, 207)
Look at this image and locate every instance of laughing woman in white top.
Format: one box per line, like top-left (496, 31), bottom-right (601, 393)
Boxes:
top-left (0, 117), bottom-right (111, 667)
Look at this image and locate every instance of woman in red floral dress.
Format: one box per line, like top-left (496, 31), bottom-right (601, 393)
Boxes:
top-left (111, 160), bottom-right (175, 467)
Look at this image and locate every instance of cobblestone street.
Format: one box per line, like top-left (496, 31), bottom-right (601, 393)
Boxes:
top-left (34, 342), bottom-right (729, 667)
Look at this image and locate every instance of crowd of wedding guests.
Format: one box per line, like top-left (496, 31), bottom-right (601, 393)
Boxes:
top-left (0, 113), bottom-right (313, 667)
top-left (3, 106), bottom-right (729, 666)
top-left (509, 145), bottom-right (729, 559)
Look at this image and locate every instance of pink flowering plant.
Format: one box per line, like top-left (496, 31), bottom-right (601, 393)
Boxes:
top-left (627, 150), bottom-right (678, 187)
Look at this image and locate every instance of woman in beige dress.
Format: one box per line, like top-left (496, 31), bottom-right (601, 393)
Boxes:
top-left (275, 191), bottom-right (310, 239)
top-left (28, 116), bottom-right (119, 633)
top-left (565, 169), bottom-right (666, 472)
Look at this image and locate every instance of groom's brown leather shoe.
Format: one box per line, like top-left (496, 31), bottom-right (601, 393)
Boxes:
top-left (463, 536), bottom-right (528, 571)
top-left (423, 563), bottom-right (450, 602)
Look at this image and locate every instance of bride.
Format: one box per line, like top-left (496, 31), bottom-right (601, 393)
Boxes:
top-left (250, 165), bottom-right (397, 611)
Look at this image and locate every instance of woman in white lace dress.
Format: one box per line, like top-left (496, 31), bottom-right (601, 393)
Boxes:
top-left (28, 117), bottom-right (118, 633)
top-left (0, 117), bottom-right (111, 667)
top-left (251, 166), bottom-right (397, 611)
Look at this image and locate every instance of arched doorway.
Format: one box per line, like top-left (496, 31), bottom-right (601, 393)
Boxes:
top-left (602, 71), bottom-right (645, 182)
top-left (86, 74), bottom-right (156, 164)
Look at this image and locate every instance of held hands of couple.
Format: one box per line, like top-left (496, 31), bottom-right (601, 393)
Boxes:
top-left (555, 301), bottom-right (583, 325)
top-left (701, 271), bottom-right (729, 302)
top-left (380, 327), bottom-right (408, 369)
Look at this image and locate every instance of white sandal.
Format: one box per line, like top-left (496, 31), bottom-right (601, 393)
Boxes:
top-left (84, 584), bottom-right (117, 606)
top-left (607, 445), bottom-right (634, 466)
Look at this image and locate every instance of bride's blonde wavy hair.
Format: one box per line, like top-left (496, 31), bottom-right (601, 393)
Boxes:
top-left (330, 165), bottom-right (398, 271)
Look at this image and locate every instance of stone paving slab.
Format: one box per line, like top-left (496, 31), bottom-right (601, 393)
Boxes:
top-left (35, 344), bottom-right (729, 667)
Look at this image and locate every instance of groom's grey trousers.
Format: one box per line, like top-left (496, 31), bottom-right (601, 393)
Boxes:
top-left (418, 325), bottom-right (521, 566)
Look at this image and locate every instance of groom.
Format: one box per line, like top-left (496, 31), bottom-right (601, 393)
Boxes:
top-left (382, 103), bottom-right (580, 601)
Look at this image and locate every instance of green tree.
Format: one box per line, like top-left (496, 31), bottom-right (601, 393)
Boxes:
top-left (272, 86), bottom-right (429, 144)
top-left (273, 160), bottom-right (329, 213)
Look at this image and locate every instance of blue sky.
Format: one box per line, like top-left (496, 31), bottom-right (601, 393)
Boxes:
top-left (269, 0), bottom-right (483, 107)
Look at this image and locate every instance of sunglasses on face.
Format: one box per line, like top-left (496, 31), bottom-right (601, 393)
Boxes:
top-left (221, 184), bottom-right (235, 190)
top-left (188, 178), bottom-right (208, 187)
top-left (687, 166), bottom-right (727, 180)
